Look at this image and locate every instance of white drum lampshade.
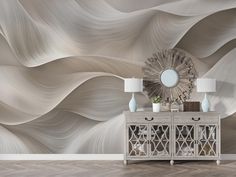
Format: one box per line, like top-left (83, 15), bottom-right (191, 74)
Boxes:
top-left (197, 78), bottom-right (216, 93)
top-left (196, 78), bottom-right (216, 112)
top-left (124, 78), bottom-right (143, 112)
top-left (124, 78), bottom-right (143, 93)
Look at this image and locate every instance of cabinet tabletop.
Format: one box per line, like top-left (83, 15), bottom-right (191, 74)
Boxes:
top-left (124, 111), bottom-right (220, 116)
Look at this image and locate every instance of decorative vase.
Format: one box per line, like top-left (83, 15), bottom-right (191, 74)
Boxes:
top-left (201, 93), bottom-right (209, 112)
top-left (152, 103), bottom-right (161, 112)
top-left (129, 93), bottom-right (137, 112)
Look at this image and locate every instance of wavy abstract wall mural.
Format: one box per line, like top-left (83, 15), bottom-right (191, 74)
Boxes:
top-left (0, 0), bottom-right (236, 153)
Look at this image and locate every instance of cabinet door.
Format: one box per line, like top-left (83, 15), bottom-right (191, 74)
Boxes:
top-left (149, 124), bottom-right (171, 157)
top-left (127, 124), bottom-right (149, 157)
top-left (174, 124), bottom-right (195, 157)
top-left (196, 124), bottom-right (218, 157)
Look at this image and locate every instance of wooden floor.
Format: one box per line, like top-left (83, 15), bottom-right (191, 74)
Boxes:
top-left (0, 160), bottom-right (236, 177)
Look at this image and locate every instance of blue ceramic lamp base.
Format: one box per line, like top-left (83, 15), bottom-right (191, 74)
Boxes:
top-left (201, 93), bottom-right (210, 112)
top-left (129, 93), bottom-right (137, 112)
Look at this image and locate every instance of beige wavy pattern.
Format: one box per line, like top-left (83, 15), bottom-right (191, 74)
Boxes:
top-left (177, 9), bottom-right (236, 58)
top-left (0, 0), bottom-right (235, 153)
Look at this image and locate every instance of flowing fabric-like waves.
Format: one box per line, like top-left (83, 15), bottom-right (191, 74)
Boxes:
top-left (0, 0), bottom-right (235, 153)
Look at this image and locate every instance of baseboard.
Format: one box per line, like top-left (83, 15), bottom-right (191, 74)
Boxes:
top-left (0, 154), bottom-right (124, 160)
top-left (0, 154), bottom-right (234, 160)
top-left (221, 154), bottom-right (236, 160)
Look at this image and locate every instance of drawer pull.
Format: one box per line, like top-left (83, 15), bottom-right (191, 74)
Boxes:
top-left (192, 117), bottom-right (200, 121)
top-left (145, 117), bottom-right (154, 121)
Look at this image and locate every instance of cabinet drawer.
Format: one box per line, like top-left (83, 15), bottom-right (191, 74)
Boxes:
top-left (174, 115), bottom-right (219, 123)
top-left (126, 115), bottom-right (171, 123)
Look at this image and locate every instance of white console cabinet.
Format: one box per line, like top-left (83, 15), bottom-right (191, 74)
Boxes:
top-left (124, 111), bottom-right (220, 165)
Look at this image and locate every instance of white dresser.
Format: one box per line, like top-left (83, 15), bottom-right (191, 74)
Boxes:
top-left (124, 111), bottom-right (221, 165)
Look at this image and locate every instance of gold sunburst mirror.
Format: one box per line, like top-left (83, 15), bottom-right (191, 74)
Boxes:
top-left (143, 48), bottom-right (197, 103)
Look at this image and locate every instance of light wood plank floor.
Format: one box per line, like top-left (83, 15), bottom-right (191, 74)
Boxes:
top-left (0, 160), bottom-right (236, 177)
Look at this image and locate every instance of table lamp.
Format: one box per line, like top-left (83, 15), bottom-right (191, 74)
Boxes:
top-left (124, 78), bottom-right (143, 112)
top-left (197, 78), bottom-right (216, 112)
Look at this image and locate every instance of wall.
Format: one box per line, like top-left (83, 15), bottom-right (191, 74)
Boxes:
top-left (0, 0), bottom-right (236, 153)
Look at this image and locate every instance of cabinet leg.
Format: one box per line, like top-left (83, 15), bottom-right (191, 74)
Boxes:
top-left (124, 160), bottom-right (128, 165)
top-left (170, 160), bottom-right (174, 166)
top-left (216, 160), bottom-right (220, 165)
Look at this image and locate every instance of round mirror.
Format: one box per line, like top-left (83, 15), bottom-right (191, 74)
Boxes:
top-left (160, 69), bottom-right (179, 87)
